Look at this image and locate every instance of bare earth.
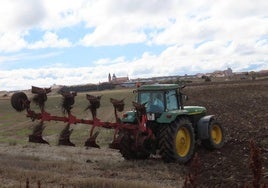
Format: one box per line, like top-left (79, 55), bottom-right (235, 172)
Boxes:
top-left (0, 79), bottom-right (267, 187)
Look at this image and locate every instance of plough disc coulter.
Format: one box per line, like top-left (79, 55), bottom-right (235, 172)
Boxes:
top-left (11, 86), bottom-right (153, 152)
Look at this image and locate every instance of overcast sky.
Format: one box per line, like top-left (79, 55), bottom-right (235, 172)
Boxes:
top-left (0, 0), bottom-right (267, 91)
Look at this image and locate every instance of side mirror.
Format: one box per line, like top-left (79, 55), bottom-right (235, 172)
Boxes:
top-left (178, 93), bottom-right (188, 104)
top-left (183, 95), bottom-right (189, 101)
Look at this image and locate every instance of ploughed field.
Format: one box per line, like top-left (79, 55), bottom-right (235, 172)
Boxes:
top-left (184, 79), bottom-right (268, 187)
top-left (0, 79), bottom-right (267, 187)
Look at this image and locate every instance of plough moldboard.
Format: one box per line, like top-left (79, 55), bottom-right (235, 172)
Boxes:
top-left (11, 86), bottom-right (153, 150)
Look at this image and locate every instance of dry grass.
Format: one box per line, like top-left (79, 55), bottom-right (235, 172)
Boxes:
top-left (0, 143), bottom-right (183, 188)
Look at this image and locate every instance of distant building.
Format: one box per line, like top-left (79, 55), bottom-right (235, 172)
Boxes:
top-left (108, 73), bottom-right (129, 84)
top-left (108, 73), bottom-right (112, 82)
top-left (209, 68), bottom-right (233, 78)
top-left (224, 68), bottom-right (233, 77)
top-left (196, 73), bottom-right (204, 78)
top-left (212, 70), bottom-right (225, 77)
top-left (120, 81), bottom-right (137, 88)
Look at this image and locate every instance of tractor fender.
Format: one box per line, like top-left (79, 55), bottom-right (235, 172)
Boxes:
top-left (197, 115), bottom-right (214, 140)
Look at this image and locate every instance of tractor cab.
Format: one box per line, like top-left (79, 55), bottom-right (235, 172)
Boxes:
top-left (138, 84), bottom-right (179, 110)
top-left (122, 84), bottom-right (185, 123)
top-left (137, 84), bottom-right (180, 117)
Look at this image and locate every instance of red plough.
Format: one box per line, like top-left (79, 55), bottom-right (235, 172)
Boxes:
top-left (11, 86), bottom-right (154, 151)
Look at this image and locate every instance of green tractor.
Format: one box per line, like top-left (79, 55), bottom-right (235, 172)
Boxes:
top-left (120, 84), bottom-right (224, 163)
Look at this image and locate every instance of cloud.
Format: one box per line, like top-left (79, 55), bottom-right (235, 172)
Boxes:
top-left (39, 0), bottom-right (84, 30)
top-left (0, 66), bottom-right (109, 91)
top-left (0, 52), bottom-right (63, 73)
top-left (210, 0), bottom-right (268, 19)
top-left (93, 56), bottom-right (126, 65)
top-left (0, 0), bottom-right (75, 52)
top-left (0, 32), bottom-right (28, 52)
top-left (0, 32), bottom-right (71, 52)
top-left (78, 0), bottom-right (177, 46)
top-left (79, 19), bottom-right (147, 46)
top-left (0, 0), bottom-right (46, 32)
top-left (0, 53), bottom-right (26, 65)
top-left (29, 32), bottom-right (72, 49)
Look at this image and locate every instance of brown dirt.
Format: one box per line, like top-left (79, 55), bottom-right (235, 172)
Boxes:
top-left (0, 79), bottom-right (267, 187)
top-left (184, 79), bottom-right (268, 187)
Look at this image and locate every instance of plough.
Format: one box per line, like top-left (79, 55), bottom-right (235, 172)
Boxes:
top-left (11, 86), bottom-right (153, 150)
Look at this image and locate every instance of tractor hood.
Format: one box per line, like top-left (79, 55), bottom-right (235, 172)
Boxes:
top-left (183, 106), bottom-right (207, 115)
top-left (157, 106), bottom-right (206, 124)
top-left (121, 106), bottom-right (207, 123)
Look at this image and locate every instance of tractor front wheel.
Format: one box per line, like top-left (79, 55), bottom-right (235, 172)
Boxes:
top-left (202, 120), bottom-right (224, 150)
top-left (160, 118), bottom-right (195, 163)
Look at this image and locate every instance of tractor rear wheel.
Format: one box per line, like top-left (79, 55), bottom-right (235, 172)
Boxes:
top-left (159, 118), bottom-right (195, 163)
top-left (119, 132), bottom-right (150, 160)
top-left (202, 120), bottom-right (224, 150)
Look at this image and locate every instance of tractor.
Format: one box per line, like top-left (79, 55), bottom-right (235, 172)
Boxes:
top-left (120, 84), bottom-right (224, 163)
top-left (11, 84), bottom-right (224, 164)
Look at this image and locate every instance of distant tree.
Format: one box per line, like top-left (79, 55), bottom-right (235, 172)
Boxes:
top-left (160, 79), bottom-right (174, 84)
top-left (175, 79), bottom-right (192, 85)
top-left (201, 75), bottom-right (211, 82)
top-left (249, 71), bottom-right (256, 80)
top-left (205, 76), bottom-right (211, 82)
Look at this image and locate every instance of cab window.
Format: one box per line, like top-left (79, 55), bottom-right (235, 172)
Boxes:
top-left (166, 90), bottom-right (178, 111)
top-left (139, 92), bottom-right (164, 113)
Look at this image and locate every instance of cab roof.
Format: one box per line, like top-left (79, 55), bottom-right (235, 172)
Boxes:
top-left (137, 84), bottom-right (180, 91)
